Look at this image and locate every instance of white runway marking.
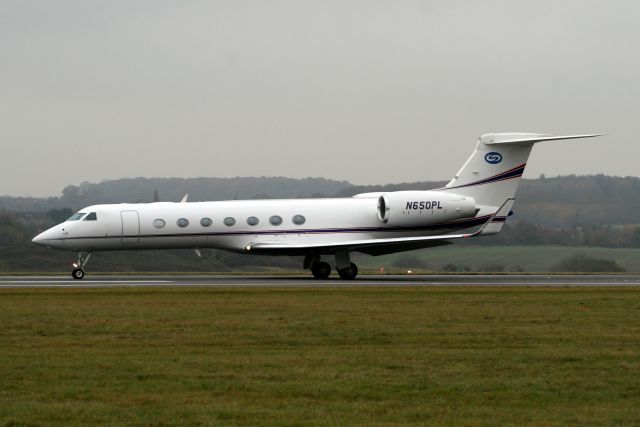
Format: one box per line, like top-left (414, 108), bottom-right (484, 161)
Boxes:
top-left (1, 280), bottom-right (173, 283)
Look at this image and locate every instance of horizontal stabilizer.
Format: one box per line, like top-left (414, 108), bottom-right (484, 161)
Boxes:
top-left (483, 133), bottom-right (602, 145)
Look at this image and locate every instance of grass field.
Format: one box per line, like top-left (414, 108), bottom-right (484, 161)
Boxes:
top-left (357, 245), bottom-right (640, 272)
top-left (1, 287), bottom-right (640, 426)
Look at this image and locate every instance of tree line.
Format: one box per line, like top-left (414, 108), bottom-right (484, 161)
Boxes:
top-left (3, 174), bottom-right (639, 228)
top-left (1, 174), bottom-right (639, 272)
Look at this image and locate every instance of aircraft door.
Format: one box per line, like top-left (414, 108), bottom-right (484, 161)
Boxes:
top-left (121, 210), bottom-right (140, 244)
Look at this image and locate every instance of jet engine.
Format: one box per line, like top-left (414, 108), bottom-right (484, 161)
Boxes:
top-left (377, 191), bottom-right (477, 226)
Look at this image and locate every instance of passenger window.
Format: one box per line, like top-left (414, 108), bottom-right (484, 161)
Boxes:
top-left (177, 218), bottom-right (190, 228)
top-left (247, 216), bottom-right (259, 226)
top-left (84, 212), bottom-right (97, 221)
top-left (224, 217), bottom-right (236, 226)
top-left (67, 213), bottom-right (86, 221)
top-left (200, 218), bottom-right (213, 227)
top-left (292, 215), bottom-right (305, 225)
top-left (153, 219), bottom-right (166, 228)
top-left (269, 215), bottom-right (283, 226)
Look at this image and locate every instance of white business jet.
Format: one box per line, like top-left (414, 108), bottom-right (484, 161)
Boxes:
top-left (33, 133), bottom-right (600, 280)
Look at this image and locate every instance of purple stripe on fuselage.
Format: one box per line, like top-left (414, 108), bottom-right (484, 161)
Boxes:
top-left (57, 215), bottom-right (508, 241)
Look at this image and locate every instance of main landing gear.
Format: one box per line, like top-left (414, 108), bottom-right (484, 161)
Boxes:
top-left (305, 252), bottom-right (358, 280)
top-left (311, 261), bottom-right (332, 279)
top-left (337, 263), bottom-right (358, 280)
top-left (71, 252), bottom-right (91, 280)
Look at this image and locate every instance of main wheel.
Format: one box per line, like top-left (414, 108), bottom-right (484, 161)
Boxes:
top-left (72, 268), bottom-right (85, 280)
top-left (311, 261), bottom-right (331, 279)
top-left (337, 263), bottom-right (358, 280)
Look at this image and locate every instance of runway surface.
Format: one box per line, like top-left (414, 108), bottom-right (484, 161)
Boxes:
top-left (1, 274), bottom-right (640, 288)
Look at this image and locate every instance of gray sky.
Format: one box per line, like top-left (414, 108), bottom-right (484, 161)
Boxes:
top-left (1, 0), bottom-right (638, 197)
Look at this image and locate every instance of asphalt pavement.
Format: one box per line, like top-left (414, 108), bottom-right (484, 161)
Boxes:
top-left (1, 274), bottom-right (639, 288)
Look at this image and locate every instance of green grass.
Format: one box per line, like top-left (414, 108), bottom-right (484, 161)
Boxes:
top-left (356, 245), bottom-right (640, 272)
top-left (1, 287), bottom-right (640, 426)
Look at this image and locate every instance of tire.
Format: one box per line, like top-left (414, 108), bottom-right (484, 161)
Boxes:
top-left (337, 263), bottom-right (358, 280)
top-left (72, 268), bottom-right (85, 280)
top-left (311, 261), bottom-right (331, 279)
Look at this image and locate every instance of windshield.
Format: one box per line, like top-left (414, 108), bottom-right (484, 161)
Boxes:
top-left (67, 212), bottom-right (87, 221)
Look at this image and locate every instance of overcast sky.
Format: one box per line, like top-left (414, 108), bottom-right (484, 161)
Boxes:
top-left (1, 1), bottom-right (638, 197)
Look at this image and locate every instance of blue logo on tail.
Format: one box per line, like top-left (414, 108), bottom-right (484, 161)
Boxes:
top-left (485, 152), bottom-right (503, 164)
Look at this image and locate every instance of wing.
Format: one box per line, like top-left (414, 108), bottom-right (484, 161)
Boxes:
top-left (246, 232), bottom-right (472, 256)
top-left (245, 199), bottom-right (513, 256)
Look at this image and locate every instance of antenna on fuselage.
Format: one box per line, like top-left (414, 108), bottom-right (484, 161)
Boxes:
top-left (180, 194), bottom-right (188, 203)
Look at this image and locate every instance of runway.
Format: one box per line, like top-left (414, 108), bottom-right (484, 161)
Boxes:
top-left (1, 274), bottom-right (639, 288)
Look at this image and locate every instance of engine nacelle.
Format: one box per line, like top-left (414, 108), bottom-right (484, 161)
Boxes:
top-left (377, 191), bottom-right (477, 226)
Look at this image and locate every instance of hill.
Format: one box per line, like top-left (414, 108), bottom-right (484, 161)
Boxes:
top-left (2, 174), bottom-right (640, 228)
top-left (0, 177), bottom-right (351, 212)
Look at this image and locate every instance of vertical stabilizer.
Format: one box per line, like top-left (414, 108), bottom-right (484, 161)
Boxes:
top-left (442, 132), bottom-right (601, 234)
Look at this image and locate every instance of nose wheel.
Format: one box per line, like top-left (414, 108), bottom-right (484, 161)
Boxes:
top-left (71, 252), bottom-right (91, 280)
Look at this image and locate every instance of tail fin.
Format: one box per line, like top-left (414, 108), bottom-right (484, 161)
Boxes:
top-left (443, 132), bottom-right (601, 233)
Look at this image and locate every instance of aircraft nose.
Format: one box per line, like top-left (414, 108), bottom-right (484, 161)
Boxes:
top-left (32, 232), bottom-right (46, 245)
top-left (32, 227), bottom-right (65, 248)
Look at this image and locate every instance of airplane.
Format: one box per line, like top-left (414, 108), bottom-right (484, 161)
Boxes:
top-left (32, 132), bottom-right (601, 280)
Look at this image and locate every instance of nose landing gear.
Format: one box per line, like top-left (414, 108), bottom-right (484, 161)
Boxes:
top-left (71, 252), bottom-right (91, 280)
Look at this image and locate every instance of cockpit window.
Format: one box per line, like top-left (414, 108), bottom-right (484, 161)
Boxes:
top-left (83, 212), bottom-right (97, 221)
top-left (67, 213), bottom-right (86, 221)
